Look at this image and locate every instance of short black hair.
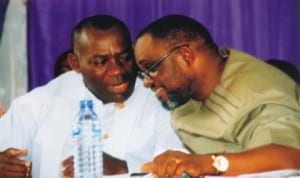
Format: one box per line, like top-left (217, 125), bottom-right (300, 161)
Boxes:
top-left (137, 14), bottom-right (217, 51)
top-left (72, 15), bottom-right (132, 51)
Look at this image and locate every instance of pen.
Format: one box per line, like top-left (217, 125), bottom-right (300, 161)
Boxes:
top-left (130, 172), bottom-right (149, 177)
top-left (129, 172), bottom-right (191, 178)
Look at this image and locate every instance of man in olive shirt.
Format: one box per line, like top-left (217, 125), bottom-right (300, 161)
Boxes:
top-left (134, 14), bottom-right (300, 177)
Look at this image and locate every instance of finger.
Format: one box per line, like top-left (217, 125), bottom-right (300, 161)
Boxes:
top-left (25, 161), bottom-right (32, 178)
top-left (61, 163), bottom-right (74, 178)
top-left (0, 171), bottom-right (27, 178)
top-left (165, 160), bottom-right (179, 177)
top-left (175, 164), bottom-right (186, 178)
top-left (0, 154), bottom-right (30, 168)
top-left (61, 156), bottom-right (73, 167)
top-left (141, 162), bottom-right (153, 172)
top-left (0, 162), bottom-right (30, 178)
top-left (66, 166), bottom-right (74, 177)
top-left (61, 156), bottom-right (74, 178)
top-left (5, 148), bottom-right (28, 157)
top-left (155, 158), bottom-right (168, 178)
top-left (0, 162), bottom-right (28, 173)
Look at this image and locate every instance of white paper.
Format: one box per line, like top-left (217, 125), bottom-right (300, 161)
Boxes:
top-left (103, 169), bottom-right (300, 178)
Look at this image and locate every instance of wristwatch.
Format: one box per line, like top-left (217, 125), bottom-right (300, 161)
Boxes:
top-left (212, 155), bottom-right (229, 174)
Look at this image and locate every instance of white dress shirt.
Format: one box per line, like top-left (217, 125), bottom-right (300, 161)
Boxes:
top-left (0, 71), bottom-right (182, 178)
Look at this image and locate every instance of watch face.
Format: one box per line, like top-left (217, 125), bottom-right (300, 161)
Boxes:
top-left (212, 155), bottom-right (229, 172)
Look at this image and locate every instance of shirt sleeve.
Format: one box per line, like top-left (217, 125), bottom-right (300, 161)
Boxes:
top-left (0, 96), bottom-right (39, 160)
top-left (242, 103), bottom-right (300, 150)
top-left (0, 86), bottom-right (50, 160)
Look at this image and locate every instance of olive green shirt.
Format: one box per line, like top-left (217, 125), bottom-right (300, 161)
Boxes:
top-left (171, 49), bottom-right (300, 154)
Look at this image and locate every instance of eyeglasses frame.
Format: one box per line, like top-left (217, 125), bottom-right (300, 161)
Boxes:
top-left (138, 44), bottom-right (189, 79)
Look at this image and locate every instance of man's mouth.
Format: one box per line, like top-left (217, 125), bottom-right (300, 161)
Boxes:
top-left (110, 82), bottom-right (129, 93)
top-left (155, 87), bottom-right (168, 101)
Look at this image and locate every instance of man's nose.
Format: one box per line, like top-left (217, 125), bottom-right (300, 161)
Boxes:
top-left (108, 59), bottom-right (123, 75)
top-left (142, 77), bottom-right (153, 88)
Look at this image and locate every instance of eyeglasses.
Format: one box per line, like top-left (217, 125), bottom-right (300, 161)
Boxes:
top-left (138, 44), bottom-right (189, 79)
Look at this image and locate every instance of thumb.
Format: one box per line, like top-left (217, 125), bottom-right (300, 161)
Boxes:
top-left (5, 148), bottom-right (28, 157)
top-left (141, 162), bottom-right (153, 172)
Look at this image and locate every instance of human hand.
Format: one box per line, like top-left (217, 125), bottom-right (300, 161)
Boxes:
top-left (60, 152), bottom-right (128, 177)
top-left (61, 155), bottom-right (74, 178)
top-left (141, 150), bottom-right (214, 178)
top-left (0, 148), bottom-right (31, 178)
top-left (103, 152), bottom-right (128, 175)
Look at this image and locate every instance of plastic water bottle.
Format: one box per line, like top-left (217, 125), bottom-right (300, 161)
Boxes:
top-left (73, 100), bottom-right (103, 178)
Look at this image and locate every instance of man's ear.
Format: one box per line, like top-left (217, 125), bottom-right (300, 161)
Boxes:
top-left (179, 46), bottom-right (194, 67)
top-left (67, 53), bottom-right (80, 72)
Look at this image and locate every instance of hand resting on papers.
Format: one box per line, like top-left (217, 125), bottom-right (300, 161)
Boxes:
top-left (103, 152), bottom-right (128, 174)
top-left (141, 150), bottom-right (214, 178)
